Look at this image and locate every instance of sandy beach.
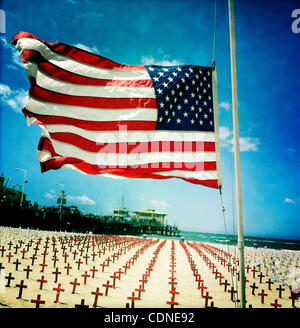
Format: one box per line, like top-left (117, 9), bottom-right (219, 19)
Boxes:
top-left (0, 226), bottom-right (299, 309)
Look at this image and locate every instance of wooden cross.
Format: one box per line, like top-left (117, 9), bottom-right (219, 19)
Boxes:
top-left (258, 289), bottom-right (268, 304)
top-left (72, 250), bottom-right (78, 260)
top-left (198, 283), bottom-right (207, 297)
top-left (62, 253), bottom-right (69, 264)
top-left (75, 299), bottom-right (89, 308)
top-left (39, 262), bottom-right (48, 273)
top-left (52, 268), bottom-right (62, 283)
top-left (276, 285), bottom-right (285, 298)
top-left (64, 263), bottom-right (72, 275)
top-left (265, 278), bottom-right (274, 290)
top-left (135, 285), bottom-right (145, 298)
top-left (221, 279), bottom-right (230, 292)
top-left (100, 262), bottom-right (108, 273)
top-left (289, 292), bottom-right (298, 308)
top-left (70, 278), bottom-right (80, 294)
top-left (53, 283), bottom-right (65, 303)
top-left (228, 287), bottom-right (237, 302)
top-left (52, 256), bottom-right (59, 268)
top-left (7, 241), bottom-right (13, 250)
top-left (166, 298), bottom-right (179, 308)
top-left (13, 259), bottom-right (21, 271)
top-left (81, 271), bottom-right (90, 285)
top-left (76, 258), bottom-right (83, 270)
top-left (0, 246), bottom-right (6, 257)
top-left (31, 294), bottom-right (45, 308)
top-left (251, 266), bottom-right (258, 278)
top-left (83, 254), bottom-right (89, 265)
top-left (23, 265), bottom-right (32, 279)
top-left (103, 280), bottom-right (113, 296)
top-left (16, 280), bottom-right (27, 299)
top-left (270, 299), bottom-right (282, 308)
top-left (37, 275), bottom-right (47, 290)
top-left (6, 252), bottom-right (13, 263)
top-left (250, 282), bottom-right (259, 295)
top-left (30, 254), bottom-right (37, 266)
top-left (257, 272), bottom-right (265, 283)
top-left (14, 244), bottom-right (20, 254)
top-left (203, 292), bottom-right (213, 308)
top-left (91, 287), bottom-right (103, 308)
top-left (5, 272), bottom-right (15, 287)
top-left (90, 266), bottom-right (98, 278)
top-left (127, 291), bottom-right (140, 308)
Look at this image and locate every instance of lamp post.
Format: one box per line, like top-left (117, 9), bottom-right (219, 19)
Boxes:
top-left (15, 168), bottom-right (27, 207)
top-left (56, 183), bottom-right (64, 221)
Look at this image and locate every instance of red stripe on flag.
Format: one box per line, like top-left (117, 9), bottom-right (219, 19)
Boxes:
top-left (12, 32), bottom-right (146, 71)
top-left (23, 109), bottom-right (156, 131)
top-left (19, 50), bottom-right (153, 87)
top-left (30, 85), bottom-right (158, 110)
top-left (40, 157), bottom-right (218, 188)
top-left (39, 137), bottom-right (217, 172)
top-left (49, 132), bottom-right (216, 153)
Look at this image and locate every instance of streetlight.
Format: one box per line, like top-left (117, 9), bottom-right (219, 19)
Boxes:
top-left (56, 183), bottom-right (64, 221)
top-left (15, 168), bottom-right (27, 207)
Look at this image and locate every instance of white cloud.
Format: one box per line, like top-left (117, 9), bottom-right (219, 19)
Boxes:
top-left (219, 101), bottom-right (230, 111)
top-left (141, 56), bottom-right (182, 66)
top-left (67, 195), bottom-right (96, 206)
top-left (219, 125), bottom-right (260, 152)
top-left (283, 197), bottom-right (295, 204)
top-left (73, 43), bottom-right (101, 55)
top-left (150, 199), bottom-right (171, 209)
top-left (238, 137), bottom-right (260, 152)
top-left (44, 192), bottom-right (55, 200)
top-left (0, 83), bottom-right (27, 113)
top-left (0, 36), bottom-right (24, 70)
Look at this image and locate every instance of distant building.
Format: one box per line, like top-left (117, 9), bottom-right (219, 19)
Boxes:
top-left (112, 208), bottom-right (130, 220)
top-left (133, 209), bottom-right (166, 226)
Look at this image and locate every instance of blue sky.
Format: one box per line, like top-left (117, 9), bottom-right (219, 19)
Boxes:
top-left (0, 0), bottom-right (299, 240)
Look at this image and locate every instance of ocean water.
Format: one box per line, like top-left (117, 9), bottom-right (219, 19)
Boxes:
top-left (148, 231), bottom-right (300, 251)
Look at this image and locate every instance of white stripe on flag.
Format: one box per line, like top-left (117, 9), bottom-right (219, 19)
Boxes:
top-left (16, 38), bottom-right (150, 79)
top-left (35, 69), bottom-right (156, 98)
top-left (47, 139), bottom-right (217, 165)
top-left (44, 125), bottom-right (216, 143)
top-left (26, 96), bottom-right (157, 122)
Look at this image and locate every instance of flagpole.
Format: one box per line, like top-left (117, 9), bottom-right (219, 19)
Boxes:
top-left (228, 0), bottom-right (246, 308)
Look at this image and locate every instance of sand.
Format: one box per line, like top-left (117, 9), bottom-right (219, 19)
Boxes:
top-left (0, 226), bottom-right (299, 308)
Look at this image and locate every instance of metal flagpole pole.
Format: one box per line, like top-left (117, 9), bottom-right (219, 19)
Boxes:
top-left (228, 0), bottom-right (246, 308)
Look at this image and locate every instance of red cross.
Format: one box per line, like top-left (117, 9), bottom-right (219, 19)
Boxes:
top-left (91, 287), bottom-right (103, 308)
top-left (76, 259), bottom-right (83, 270)
top-left (6, 252), bottom-right (13, 263)
top-left (64, 263), bottom-right (72, 275)
top-left (31, 294), bottom-right (45, 308)
top-left (258, 289), bottom-right (268, 304)
top-left (53, 283), bottom-right (65, 303)
top-left (70, 278), bottom-right (80, 294)
top-left (198, 283), bottom-right (207, 297)
top-left (37, 275), bottom-right (47, 290)
top-left (135, 285), bottom-right (145, 298)
top-left (90, 266), bottom-right (98, 278)
top-left (81, 271), bottom-right (90, 285)
top-left (103, 280), bottom-right (113, 296)
top-left (127, 291), bottom-right (140, 308)
top-left (270, 299), bottom-right (282, 308)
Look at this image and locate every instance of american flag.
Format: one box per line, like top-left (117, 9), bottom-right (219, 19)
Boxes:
top-left (12, 32), bottom-right (222, 189)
